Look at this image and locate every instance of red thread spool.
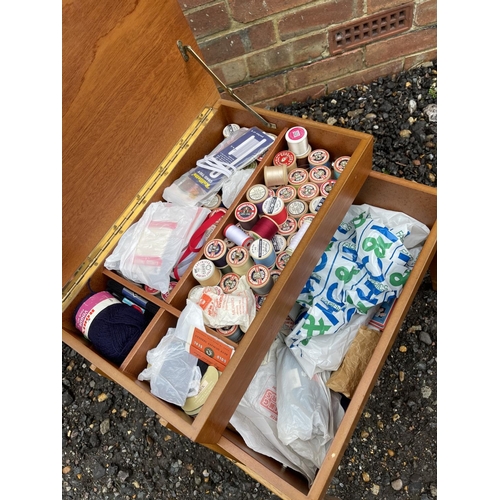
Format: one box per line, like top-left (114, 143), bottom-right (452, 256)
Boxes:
top-left (248, 216), bottom-right (279, 240)
top-left (261, 196), bottom-right (287, 226)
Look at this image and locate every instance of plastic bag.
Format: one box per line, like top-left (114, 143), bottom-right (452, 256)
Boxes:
top-left (285, 204), bottom-right (430, 375)
top-left (229, 336), bottom-right (319, 484)
top-left (137, 298), bottom-right (208, 406)
top-left (275, 340), bottom-right (344, 469)
top-left (104, 202), bottom-right (210, 293)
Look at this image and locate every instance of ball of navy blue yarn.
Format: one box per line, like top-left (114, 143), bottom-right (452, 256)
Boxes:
top-left (86, 302), bottom-right (147, 365)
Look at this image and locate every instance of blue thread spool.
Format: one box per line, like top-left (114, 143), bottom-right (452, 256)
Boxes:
top-left (249, 238), bottom-right (276, 269)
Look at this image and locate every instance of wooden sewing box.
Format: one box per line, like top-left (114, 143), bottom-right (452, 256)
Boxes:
top-left (62, 1), bottom-right (437, 498)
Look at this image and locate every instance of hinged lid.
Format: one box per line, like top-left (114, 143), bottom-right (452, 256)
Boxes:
top-left (62, 0), bottom-right (219, 288)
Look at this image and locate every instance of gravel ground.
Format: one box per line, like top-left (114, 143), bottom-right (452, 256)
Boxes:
top-left (62, 60), bottom-right (438, 500)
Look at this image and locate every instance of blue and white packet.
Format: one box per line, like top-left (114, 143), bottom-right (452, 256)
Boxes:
top-left (285, 204), bottom-right (430, 376)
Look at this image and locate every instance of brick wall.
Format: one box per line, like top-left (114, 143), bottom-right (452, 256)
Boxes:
top-left (177, 0), bottom-right (437, 108)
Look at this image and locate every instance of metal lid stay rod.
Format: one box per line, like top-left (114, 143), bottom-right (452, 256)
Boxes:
top-left (177, 41), bottom-right (277, 130)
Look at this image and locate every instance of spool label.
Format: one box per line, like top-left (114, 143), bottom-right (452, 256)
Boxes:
top-left (235, 202), bottom-right (257, 222)
top-left (262, 196), bottom-right (284, 216)
top-left (298, 183), bottom-right (319, 200)
top-left (248, 265), bottom-right (269, 286)
top-left (205, 239), bottom-right (226, 259)
top-left (75, 291), bottom-right (120, 339)
top-left (286, 126), bottom-right (306, 141)
top-left (288, 169), bottom-right (308, 185)
top-left (276, 186), bottom-right (295, 202)
top-left (308, 149), bottom-right (330, 165)
top-left (193, 259), bottom-right (215, 280)
top-left (247, 185), bottom-right (268, 203)
top-left (227, 247), bottom-right (248, 265)
top-left (220, 273), bottom-right (239, 293)
top-left (273, 150), bottom-right (295, 167)
top-left (287, 199), bottom-right (307, 217)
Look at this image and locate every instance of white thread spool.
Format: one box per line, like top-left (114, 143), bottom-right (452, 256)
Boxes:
top-left (286, 218), bottom-right (312, 255)
top-left (223, 224), bottom-right (253, 248)
top-left (285, 126), bottom-right (309, 156)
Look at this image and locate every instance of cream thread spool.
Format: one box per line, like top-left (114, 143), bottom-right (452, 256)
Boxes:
top-left (249, 238), bottom-right (276, 269)
top-left (227, 246), bottom-right (254, 276)
top-left (276, 185), bottom-right (296, 204)
top-left (273, 150), bottom-right (297, 173)
top-left (223, 224), bottom-right (253, 249)
top-left (297, 182), bottom-right (319, 203)
top-left (309, 196), bottom-right (326, 215)
top-left (246, 184), bottom-right (269, 213)
top-left (286, 199), bottom-right (308, 220)
top-left (264, 165), bottom-right (289, 187)
top-left (261, 196), bottom-right (287, 226)
top-left (247, 264), bottom-right (274, 295)
top-left (333, 156), bottom-right (351, 179)
top-left (285, 126), bottom-right (309, 156)
top-left (192, 259), bottom-right (222, 287)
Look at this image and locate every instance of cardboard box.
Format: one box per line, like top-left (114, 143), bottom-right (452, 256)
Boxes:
top-left (62, 1), bottom-right (437, 498)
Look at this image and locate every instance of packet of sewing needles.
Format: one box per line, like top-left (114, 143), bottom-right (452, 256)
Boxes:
top-left (163, 127), bottom-right (275, 207)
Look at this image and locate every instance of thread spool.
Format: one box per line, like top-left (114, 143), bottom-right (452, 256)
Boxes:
top-left (227, 246), bottom-right (254, 276)
top-left (297, 182), bottom-right (319, 203)
top-left (74, 291), bottom-right (147, 365)
top-left (249, 238), bottom-right (276, 269)
top-left (275, 251), bottom-right (291, 271)
top-left (277, 216), bottom-right (297, 237)
top-left (248, 215), bottom-right (279, 240)
top-left (216, 324), bottom-right (244, 343)
top-left (192, 259), bottom-right (222, 287)
top-left (288, 168), bottom-right (309, 188)
top-left (202, 193), bottom-right (222, 210)
top-left (333, 156), bottom-right (350, 179)
top-left (270, 233), bottom-right (287, 253)
top-left (309, 165), bottom-right (332, 185)
top-left (264, 165), bottom-right (289, 187)
top-left (262, 196), bottom-right (287, 226)
top-left (298, 213), bottom-right (315, 229)
top-left (234, 202), bottom-right (259, 230)
top-left (286, 199), bottom-right (308, 220)
top-left (144, 285), bottom-right (161, 298)
top-left (223, 224), bottom-right (253, 249)
top-left (276, 185), bottom-right (296, 204)
top-left (223, 123), bottom-right (240, 138)
top-left (320, 179), bottom-right (336, 196)
top-left (285, 126), bottom-right (309, 156)
top-left (295, 144), bottom-right (312, 168)
top-left (308, 149), bottom-right (331, 168)
top-left (246, 184), bottom-right (269, 213)
top-left (285, 218), bottom-right (312, 255)
top-left (273, 150), bottom-right (297, 173)
top-left (255, 294), bottom-right (267, 311)
top-left (270, 269), bottom-right (281, 284)
top-left (204, 238), bottom-right (228, 268)
top-left (247, 264), bottom-right (274, 295)
top-left (219, 272), bottom-right (240, 294)
top-left (309, 196), bottom-right (326, 215)
top-left (161, 280), bottom-right (178, 302)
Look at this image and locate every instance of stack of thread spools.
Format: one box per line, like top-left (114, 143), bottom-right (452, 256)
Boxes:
top-left (190, 125), bottom-right (351, 336)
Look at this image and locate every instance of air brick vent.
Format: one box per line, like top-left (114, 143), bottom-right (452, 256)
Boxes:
top-left (330, 4), bottom-right (413, 54)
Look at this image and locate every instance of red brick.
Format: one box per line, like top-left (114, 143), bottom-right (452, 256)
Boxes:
top-left (212, 59), bottom-right (248, 86)
top-left (228, 0), bottom-right (315, 23)
top-left (184, 3), bottom-right (230, 38)
top-left (199, 34), bottom-right (246, 66)
top-left (278, 0), bottom-right (357, 41)
top-left (222, 74), bottom-right (287, 105)
top-left (415, 0), bottom-right (436, 26)
top-left (287, 49), bottom-right (364, 90)
top-left (177, 0), bottom-right (213, 11)
top-left (403, 49), bottom-right (437, 71)
top-left (326, 59), bottom-right (403, 92)
top-left (257, 84), bottom-right (327, 108)
top-left (247, 33), bottom-right (327, 78)
top-left (366, 27), bottom-right (436, 66)
top-left (245, 21), bottom-right (277, 51)
top-left (367, 0), bottom-right (411, 15)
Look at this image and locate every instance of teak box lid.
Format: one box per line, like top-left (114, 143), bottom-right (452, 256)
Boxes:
top-left (62, 0), bottom-right (219, 290)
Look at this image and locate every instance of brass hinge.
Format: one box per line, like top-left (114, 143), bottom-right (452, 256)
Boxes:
top-left (177, 41), bottom-right (277, 130)
top-left (61, 107), bottom-right (216, 312)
